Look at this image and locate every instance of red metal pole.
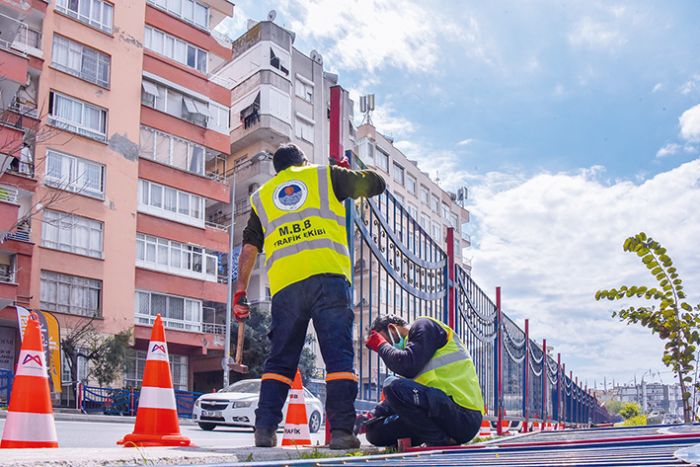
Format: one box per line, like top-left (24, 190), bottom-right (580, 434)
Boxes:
top-left (557, 353), bottom-right (562, 427)
top-left (496, 287), bottom-right (503, 435)
top-left (446, 227), bottom-right (455, 330)
top-left (562, 363), bottom-right (566, 425)
top-left (542, 339), bottom-right (547, 422)
top-left (523, 319), bottom-right (529, 433)
top-left (329, 86), bottom-right (344, 164)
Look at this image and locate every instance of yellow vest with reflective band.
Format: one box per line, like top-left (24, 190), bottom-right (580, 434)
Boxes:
top-left (250, 164), bottom-right (351, 296)
top-left (411, 316), bottom-right (485, 414)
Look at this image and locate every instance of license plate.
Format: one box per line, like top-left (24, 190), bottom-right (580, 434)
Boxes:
top-left (202, 410), bottom-right (221, 417)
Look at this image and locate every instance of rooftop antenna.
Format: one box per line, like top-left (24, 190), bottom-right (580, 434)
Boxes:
top-left (267, 10), bottom-right (277, 22)
top-left (359, 94), bottom-right (375, 125)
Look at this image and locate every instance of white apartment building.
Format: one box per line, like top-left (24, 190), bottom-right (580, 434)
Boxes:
top-left (355, 124), bottom-right (471, 268)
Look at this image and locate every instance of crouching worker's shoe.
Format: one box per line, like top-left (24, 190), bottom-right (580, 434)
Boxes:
top-left (330, 430), bottom-right (361, 450)
top-left (254, 426), bottom-right (277, 447)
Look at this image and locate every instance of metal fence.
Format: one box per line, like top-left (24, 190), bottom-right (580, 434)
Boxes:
top-left (349, 155), bottom-right (600, 428)
top-left (80, 385), bottom-right (203, 419)
top-left (0, 369), bottom-right (12, 405)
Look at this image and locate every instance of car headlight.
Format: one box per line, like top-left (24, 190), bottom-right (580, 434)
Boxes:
top-left (194, 399), bottom-right (201, 407)
top-left (232, 401), bottom-right (253, 408)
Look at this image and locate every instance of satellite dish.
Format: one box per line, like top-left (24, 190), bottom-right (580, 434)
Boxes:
top-left (310, 49), bottom-right (323, 64)
top-left (267, 10), bottom-right (277, 22)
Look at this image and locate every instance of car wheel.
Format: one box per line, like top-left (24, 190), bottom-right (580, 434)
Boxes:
top-left (308, 411), bottom-right (321, 434)
top-left (198, 422), bottom-right (217, 431)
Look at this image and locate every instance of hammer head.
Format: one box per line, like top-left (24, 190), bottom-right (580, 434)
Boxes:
top-left (230, 362), bottom-right (249, 374)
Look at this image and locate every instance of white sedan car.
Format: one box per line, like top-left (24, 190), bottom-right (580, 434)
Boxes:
top-left (193, 379), bottom-right (324, 433)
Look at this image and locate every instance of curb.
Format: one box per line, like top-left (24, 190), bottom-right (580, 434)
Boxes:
top-left (0, 410), bottom-right (195, 425)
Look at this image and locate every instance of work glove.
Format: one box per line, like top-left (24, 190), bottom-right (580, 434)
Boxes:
top-left (233, 291), bottom-right (250, 321)
top-left (365, 330), bottom-right (388, 352)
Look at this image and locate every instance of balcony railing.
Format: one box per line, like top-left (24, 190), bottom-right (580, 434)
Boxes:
top-left (461, 231), bottom-right (471, 244)
top-left (6, 222), bottom-right (31, 242)
top-left (10, 98), bottom-right (39, 119)
top-left (135, 313), bottom-right (202, 333)
top-left (0, 185), bottom-right (19, 204)
top-left (12, 26), bottom-right (42, 50)
top-left (0, 265), bottom-right (15, 283)
top-left (202, 322), bottom-right (225, 335)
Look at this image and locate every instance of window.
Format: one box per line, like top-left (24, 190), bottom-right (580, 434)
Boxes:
top-left (431, 221), bottom-right (441, 240)
top-left (139, 126), bottom-right (205, 175)
top-left (270, 48), bottom-right (289, 75)
top-left (392, 162), bottom-right (404, 185)
top-left (442, 203), bottom-right (450, 219)
top-left (136, 233), bottom-right (217, 281)
top-left (267, 87), bottom-right (291, 123)
top-left (147, 0), bottom-right (209, 29)
top-left (141, 80), bottom-right (214, 129)
top-left (55, 0), bottom-right (113, 33)
top-left (407, 203), bottom-right (418, 219)
top-left (144, 26), bottom-right (207, 73)
top-left (135, 290), bottom-right (202, 332)
top-left (430, 194), bottom-right (440, 213)
top-left (295, 117), bottom-right (314, 142)
top-left (295, 79), bottom-right (313, 102)
top-left (395, 194), bottom-right (405, 205)
top-left (406, 174), bottom-right (416, 194)
top-left (138, 179), bottom-right (205, 227)
top-left (125, 350), bottom-right (188, 390)
top-left (45, 149), bottom-right (105, 198)
top-left (62, 349), bottom-right (89, 383)
top-left (52, 35), bottom-right (110, 87)
top-left (207, 102), bottom-right (229, 134)
top-left (42, 210), bottom-right (104, 258)
top-left (358, 139), bottom-right (374, 165)
top-left (448, 212), bottom-right (458, 229)
top-left (41, 270), bottom-right (101, 317)
top-left (420, 185), bottom-right (430, 204)
top-left (49, 91), bottom-right (107, 141)
top-left (419, 213), bottom-right (429, 230)
top-left (375, 148), bottom-right (389, 172)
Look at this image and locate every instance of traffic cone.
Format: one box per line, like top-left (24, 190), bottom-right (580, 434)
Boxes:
top-left (281, 369), bottom-right (311, 446)
top-left (118, 314), bottom-right (190, 447)
top-left (478, 418), bottom-right (493, 438)
top-left (500, 419), bottom-right (511, 435)
top-left (1, 313), bottom-right (58, 448)
top-left (532, 421), bottom-right (541, 431)
top-left (544, 419), bottom-right (554, 431)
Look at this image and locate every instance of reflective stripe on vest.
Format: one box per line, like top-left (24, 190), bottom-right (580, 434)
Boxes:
top-left (412, 316), bottom-right (485, 414)
top-left (250, 165), bottom-right (351, 295)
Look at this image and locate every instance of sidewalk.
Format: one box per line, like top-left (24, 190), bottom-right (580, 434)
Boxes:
top-left (0, 445), bottom-right (383, 467)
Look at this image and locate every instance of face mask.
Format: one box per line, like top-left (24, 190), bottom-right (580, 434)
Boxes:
top-left (388, 325), bottom-right (406, 350)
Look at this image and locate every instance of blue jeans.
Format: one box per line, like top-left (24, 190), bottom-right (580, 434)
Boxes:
top-left (365, 379), bottom-right (482, 446)
top-left (255, 274), bottom-right (357, 432)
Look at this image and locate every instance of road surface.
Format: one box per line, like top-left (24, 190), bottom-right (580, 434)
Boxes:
top-left (0, 418), bottom-right (328, 448)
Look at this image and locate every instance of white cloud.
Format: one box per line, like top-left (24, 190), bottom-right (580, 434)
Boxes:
top-left (568, 17), bottom-right (626, 49)
top-left (652, 83), bottom-right (663, 93)
top-left (457, 138), bottom-right (476, 146)
top-left (679, 74), bottom-right (700, 96)
top-left (656, 143), bottom-right (681, 158)
top-left (277, 0), bottom-right (481, 73)
top-left (680, 104), bottom-right (700, 142)
top-left (468, 160), bottom-right (700, 383)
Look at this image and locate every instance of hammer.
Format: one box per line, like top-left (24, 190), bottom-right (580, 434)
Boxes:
top-left (230, 295), bottom-right (249, 374)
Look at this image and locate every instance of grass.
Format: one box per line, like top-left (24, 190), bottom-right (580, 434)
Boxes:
top-left (296, 448), bottom-right (385, 460)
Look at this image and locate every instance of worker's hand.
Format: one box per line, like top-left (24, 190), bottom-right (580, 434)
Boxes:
top-left (336, 155), bottom-right (351, 169)
top-left (365, 330), bottom-right (388, 352)
top-left (233, 291), bottom-right (250, 322)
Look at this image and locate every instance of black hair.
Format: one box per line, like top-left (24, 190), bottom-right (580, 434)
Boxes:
top-left (371, 314), bottom-right (408, 334)
top-left (273, 143), bottom-right (307, 173)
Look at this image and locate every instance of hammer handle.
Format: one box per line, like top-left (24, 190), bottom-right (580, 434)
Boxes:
top-left (235, 321), bottom-right (246, 364)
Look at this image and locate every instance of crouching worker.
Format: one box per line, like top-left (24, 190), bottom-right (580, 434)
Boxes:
top-left (363, 315), bottom-right (484, 447)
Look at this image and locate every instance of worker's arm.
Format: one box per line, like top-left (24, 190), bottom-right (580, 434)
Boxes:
top-left (235, 211), bottom-right (263, 293)
top-left (330, 166), bottom-right (386, 201)
top-left (378, 318), bottom-right (448, 379)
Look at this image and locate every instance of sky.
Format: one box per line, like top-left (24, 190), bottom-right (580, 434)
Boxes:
top-left (217, 1), bottom-right (700, 388)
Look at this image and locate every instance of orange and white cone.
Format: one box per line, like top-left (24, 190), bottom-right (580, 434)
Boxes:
top-left (544, 419), bottom-right (554, 431)
top-left (532, 421), bottom-right (541, 431)
top-left (281, 369), bottom-right (311, 447)
top-left (1, 313), bottom-right (58, 448)
top-left (499, 419), bottom-right (511, 435)
top-left (478, 418), bottom-right (493, 438)
top-left (118, 314), bottom-right (190, 447)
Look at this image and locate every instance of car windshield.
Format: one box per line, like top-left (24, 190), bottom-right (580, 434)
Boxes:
top-left (219, 380), bottom-right (261, 394)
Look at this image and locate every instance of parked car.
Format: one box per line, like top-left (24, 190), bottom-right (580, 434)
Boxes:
top-left (193, 379), bottom-right (324, 433)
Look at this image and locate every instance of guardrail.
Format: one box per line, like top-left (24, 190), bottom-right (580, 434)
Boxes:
top-left (80, 385), bottom-right (204, 419)
top-left (349, 153), bottom-right (601, 429)
top-left (0, 369), bottom-right (12, 405)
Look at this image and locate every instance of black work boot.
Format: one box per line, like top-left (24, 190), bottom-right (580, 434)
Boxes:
top-left (254, 426), bottom-right (277, 447)
top-left (330, 429), bottom-right (361, 450)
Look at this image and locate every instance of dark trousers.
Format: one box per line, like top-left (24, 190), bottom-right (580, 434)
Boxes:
top-left (254, 274), bottom-right (357, 433)
top-left (365, 379), bottom-right (482, 446)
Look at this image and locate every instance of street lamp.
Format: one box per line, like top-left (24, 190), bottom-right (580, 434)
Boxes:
top-left (222, 151), bottom-right (273, 388)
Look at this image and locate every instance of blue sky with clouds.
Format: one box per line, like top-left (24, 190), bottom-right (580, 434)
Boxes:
top-left (218, 1), bottom-right (700, 387)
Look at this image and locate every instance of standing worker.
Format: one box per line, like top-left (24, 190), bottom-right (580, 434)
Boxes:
top-left (363, 314), bottom-right (484, 447)
top-left (233, 144), bottom-right (385, 449)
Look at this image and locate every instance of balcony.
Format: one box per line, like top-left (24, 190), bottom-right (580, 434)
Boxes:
top-left (0, 185), bottom-right (18, 204)
top-left (461, 231), bottom-right (471, 247)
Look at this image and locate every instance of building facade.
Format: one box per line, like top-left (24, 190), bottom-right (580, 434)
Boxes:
top-left (1, 0), bottom-right (234, 394)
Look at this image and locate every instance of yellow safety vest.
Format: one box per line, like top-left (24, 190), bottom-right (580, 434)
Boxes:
top-left (412, 316), bottom-right (485, 414)
top-left (250, 164), bottom-right (351, 296)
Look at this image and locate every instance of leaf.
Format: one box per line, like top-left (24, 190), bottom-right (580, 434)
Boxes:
top-left (651, 267), bottom-right (662, 275)
top-left (655, 247), bottom-right (667, 255)
top-left (643, 255), bottom-right (653, 264)
top-left (638, 232), bottom-right (647, 241)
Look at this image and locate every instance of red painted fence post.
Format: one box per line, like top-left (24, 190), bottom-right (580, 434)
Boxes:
top-left (542, 339), bottom-right (547, 422)
top-left (523, 319), bottom-right (529, 433)
top-left (446, 227), bottom-right (455, 330)
top-left (496, 287), bottom-right (503, 435)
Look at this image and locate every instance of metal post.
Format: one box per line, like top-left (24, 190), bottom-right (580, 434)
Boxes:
top-left (523, 319), bottom-right (529, 432)
top-left (496, 286), bottom-right (503, 435)
top-left (446, 227), bottom-right (455, 329)
top-left (223, 165), bottom-right (237, 389)
top-left (557, 353), bottom-right (562, 426)
top-left (562, 363), bottom-right (566, 425)
top-left (575, 376), bottom-right (579, 425)
top-left (329, 86), bottom-right (344, 164)
top-left (542, 339), bottom-right (547, 422)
